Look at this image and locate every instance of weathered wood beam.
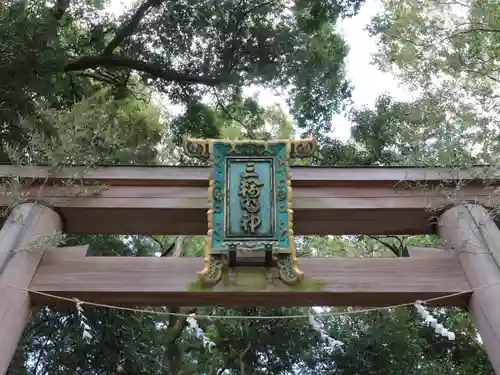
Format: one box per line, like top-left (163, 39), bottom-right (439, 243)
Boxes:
top-left (1, 164), bottom-right (498, 186)
top-left (1, 183), bottom-right (498, 236)
top-left (406, 245), bottom-right (453, 258)
top-left (1, 165), bottom-right (499, 235)
top-left (29, 254), bottom-right (471, 307)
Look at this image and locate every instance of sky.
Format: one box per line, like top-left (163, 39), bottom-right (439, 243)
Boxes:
top-left (332, 0), bottom-right (417, 140)
top-left (107, 0), bottom-right (418, 142)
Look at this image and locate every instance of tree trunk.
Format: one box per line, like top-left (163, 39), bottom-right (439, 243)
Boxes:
top-left (171, 235), bottom-right (190, 257)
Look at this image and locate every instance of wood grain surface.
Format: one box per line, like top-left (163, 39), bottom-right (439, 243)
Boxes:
top-left (1, 164), bottom-right (497, 186)
top-left (29, 253), bottom-right (471, 307)
top-left (1, 165), bottom-right (498, 235)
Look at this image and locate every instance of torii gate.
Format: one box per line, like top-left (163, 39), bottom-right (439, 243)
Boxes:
top-left (1, 140), bottom-right (500, 373)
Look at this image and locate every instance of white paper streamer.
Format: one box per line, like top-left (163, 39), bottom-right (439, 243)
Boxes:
top-left (308, 311), bottom-right (344, 352)
top-left (187, 313), bottom-right (216, 351)
top-left (414, 301), bottom-right (455, 341)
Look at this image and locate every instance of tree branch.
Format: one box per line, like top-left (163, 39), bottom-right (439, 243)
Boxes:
top-left (214, 90), bottom-right (248, 128)
top-left (442, 27), bottom-right (500, 42)
top-left (102, 0), bottom-right (166, 55)
top-left (24, 311), bottom-right (72, 336)
top-left (165, 307), bottom-right (192, 345)
top-left (71, 71), bottom-right (119, 85)
top-left (163, 307), bottom-right (196, 373)
top-left (171, 235), bottom-right (189, 257)
top-left (64, 55), bottom-right (224, 86)
top-left (239, 341), bottom-right (252, 375)
top-left (242, 0), bottom-right (277, 17)
top-left (32, 326), bottom-right (57, 375)
top-left (368, 235), bottom-right (406, 257)
top-left (457, 54), bottom-right (500, 84)
top-left (53, 0), bottom-right (70, 20)
top-left (150, 235), bottom-right (177, 257)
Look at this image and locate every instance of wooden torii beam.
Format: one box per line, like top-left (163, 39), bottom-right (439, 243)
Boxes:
top-left (29, 246), bottom-right (470, 308)
top-left (1, 165), bottom-right (499, 235)
top-left (1, 165), bottom-right (500, 374)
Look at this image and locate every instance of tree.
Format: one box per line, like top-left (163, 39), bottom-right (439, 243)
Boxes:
top-left (1, 0), bottom-right (362, 140)
top-left (349, 93), bottom-right (485, 166)
top-left (2, 0), bottom-right (497, 374)
top-left (369, 0), bottom-right (500, 96)
top-left (365, 0), bottom-right (500, 165)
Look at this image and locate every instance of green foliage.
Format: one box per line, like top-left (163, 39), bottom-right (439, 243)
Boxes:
top-left (170, 94), bottom-right (294, 144)
top-left (365, 0), bottom-right (500, 167)
top-left (323, 307), bottom-right (491, 375)
top-left (369, 0), bottom-right (500, 94)
top-left (4, 89), bottom-right (162, 166)
top-left (1, 0), bottom-right (363, 156)
top-left (349, 94), bottom-right (486, 166)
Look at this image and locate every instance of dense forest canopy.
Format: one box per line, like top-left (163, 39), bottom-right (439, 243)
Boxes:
top-left (1, 0), bottom-right (499, 374)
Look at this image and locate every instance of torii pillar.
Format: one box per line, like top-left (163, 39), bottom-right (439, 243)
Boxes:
top-left (439, 203), bottom-right (500, 374)
top-left (0, 203), bottom-right (62, 374)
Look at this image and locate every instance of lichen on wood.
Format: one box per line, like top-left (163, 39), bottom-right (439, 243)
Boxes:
top-left (187, 267), bottom-right (325, 292)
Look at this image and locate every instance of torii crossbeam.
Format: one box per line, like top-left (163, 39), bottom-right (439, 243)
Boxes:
top-left (1, 164), bottom-right (500, 374)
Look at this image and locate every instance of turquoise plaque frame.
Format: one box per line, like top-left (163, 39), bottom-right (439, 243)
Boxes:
top-left (183, 137), bottom-right (317, 285)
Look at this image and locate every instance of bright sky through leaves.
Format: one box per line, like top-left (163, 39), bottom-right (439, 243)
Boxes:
top-left (107, 0), bottom-right (417, 142)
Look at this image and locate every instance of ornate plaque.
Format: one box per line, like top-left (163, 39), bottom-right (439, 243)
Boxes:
top-left (183, 138), bottom-right (316, 285)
